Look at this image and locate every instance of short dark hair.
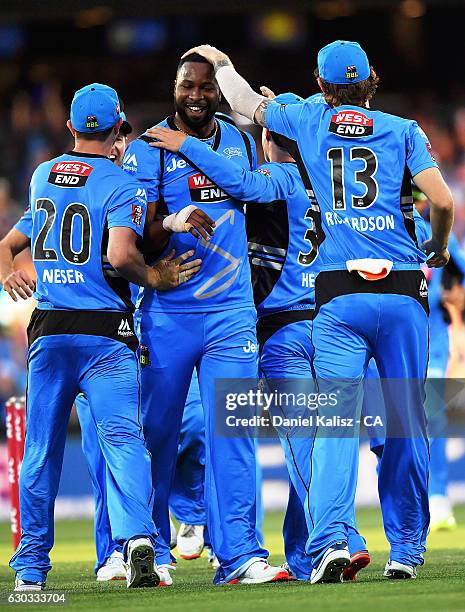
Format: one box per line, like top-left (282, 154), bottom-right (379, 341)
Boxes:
top-left (75, 126), bottom-right (114, 142)
top-left (315, 67), bottom-right (380, 107)
top-left (177, 52), bottom-right (212, 74)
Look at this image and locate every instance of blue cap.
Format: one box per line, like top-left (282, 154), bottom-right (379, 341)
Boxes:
top-left (274, 92), bottom-right (304, 105)
top-left (317, 41), bottom-right (370, 84)
top-left (70, 83), bottom-right (121, 133)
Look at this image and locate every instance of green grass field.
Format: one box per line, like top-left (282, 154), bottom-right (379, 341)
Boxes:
top-left (0, 506), bottom-right (464, 611)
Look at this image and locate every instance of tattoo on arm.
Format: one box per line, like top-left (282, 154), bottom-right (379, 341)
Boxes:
top-left (254, 99), bottom-right (271, 127)
top-left (215, 58), bottom-right (232, 70)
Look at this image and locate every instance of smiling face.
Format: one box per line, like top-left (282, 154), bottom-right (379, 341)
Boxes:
top-left (109, 133), bottom-right (127, 166)
top-left (174, 60), bottom-right (220, 134)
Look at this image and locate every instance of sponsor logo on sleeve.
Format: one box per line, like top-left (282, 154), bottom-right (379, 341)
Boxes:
top-left (188, 172), bottom-right (228, 203)
top-left (135, 187), bottom-right (147, 203)
top-left (329, 110), bottom-right (373, 137)
top-left (131, 203), bottom-right (144, 226)
top-left (48, 161), bottom-right (93, 187)
top-left (416, 126), bottom-right (436, 161)
top-left (122, 152), bottom-right (138, 173)
top-left (257, 168), bottom-right (272, 177)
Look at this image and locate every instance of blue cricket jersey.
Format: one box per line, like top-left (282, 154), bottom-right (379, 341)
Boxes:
top-left (264, 101), bottom-right (438, 271)
top-left (15, 152), bottom-right (147, 311)
top-left (415, 215), bottom-right (465, 367)
top-left (177, 135), bottom-right (320, 317)
top-left (122, 114), bottom-right (256, 312)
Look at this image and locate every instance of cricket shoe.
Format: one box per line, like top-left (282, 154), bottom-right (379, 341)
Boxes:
top-left (177, 523), bottom-right (204, 560)
top-left (429, 495), bottom-right (457, 532)
top-left (206, 546), bottom-right (220, 570)
top-left (228, 560), bottom-right (289, 584)
top-left (342, 549), bottom-right (371, 582)
top-left (14, 579), bottom-right (46, 592)
top-left (169, 516), bottom-right (177, 549)
top-left (157, 563), bottom-right (175, 587)
top-left (126, 538), bottom-right (160, 588)
top-left (383, 560), bottom-right (417, 580)
top-left (310, 541), bottom-right (350, 584)
top-left (280, 561), bottom-right (297, 581)
top-left (96, 551), bottom-right (126, 581)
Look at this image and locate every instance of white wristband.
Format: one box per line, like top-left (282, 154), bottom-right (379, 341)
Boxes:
top-left (216, 65), bottom-right (266, 122)
top-left (162, 204), bottom-right (198, 233)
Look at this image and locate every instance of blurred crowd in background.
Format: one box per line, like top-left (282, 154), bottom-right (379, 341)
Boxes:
top-left (2, 0), bottom-right (465, 417)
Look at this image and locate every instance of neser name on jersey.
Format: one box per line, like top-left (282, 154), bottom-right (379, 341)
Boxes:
top-left (42, 269), bottom-right (85, 284)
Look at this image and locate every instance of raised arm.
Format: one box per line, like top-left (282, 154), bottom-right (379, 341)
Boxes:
top-left (146, 127), bottom-right (290, 204)
top-left (182, 45), bottom-right (269, 126)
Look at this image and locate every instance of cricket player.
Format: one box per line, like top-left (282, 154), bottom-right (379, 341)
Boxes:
top-left (121, 52), bottom-right (286, 584)
top-left (73, 112), bottom-right (208, 586)
top-left (148, 91), bottom-right (370, 582)
top-left (404, 193), bottom-right (465, 529)
top-left (366, 198), bottom-right (465, 530)
top-left (185, 41), bottom-right (454, 582)
top-left (0, 83), bottom-right (202, 591)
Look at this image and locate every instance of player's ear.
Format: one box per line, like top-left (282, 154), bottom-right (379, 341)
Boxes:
top-left (66, 120), bottom-right (76, 137)
top-left (114, 118), bottom-right (123, 135)
top-left (265, 129), bottom-right (272, 142)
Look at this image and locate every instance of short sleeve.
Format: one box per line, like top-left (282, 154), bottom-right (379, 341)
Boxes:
top-left (406, 122), bottom-right (438, 178)
top-left (264, 100), bottom-right (305, 141)
top-left (107, 181), bottom-right (147, 238)
top-left (122, 138), bottom-right (161, 203)
top-left (14, 206), bottom-right (32, 239)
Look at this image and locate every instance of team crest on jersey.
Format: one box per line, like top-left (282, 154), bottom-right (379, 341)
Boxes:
top-left (346, 65), bottom-right (358, 80)
top-left (257, 168), bottom-right (272, 177)
top-left (131, 203), bottom-right (144, 226)
top-left (48, 161), bottom-right (93, 187)
top-left (223, 146), bottom-right (243, 159)
top-left (188, 172), bottom-right (228, 203)
top-left (329, 111), bottom-right (373, 137)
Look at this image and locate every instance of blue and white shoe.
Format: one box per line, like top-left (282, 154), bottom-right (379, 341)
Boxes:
top-left (310, 541), bottom-right (350, 584)
top-left (383, 560), bottom-right (417, 579)
top-left (14, 579), bottom-right (46, 591)
top-left (126, 537), bottom-right (160, 588)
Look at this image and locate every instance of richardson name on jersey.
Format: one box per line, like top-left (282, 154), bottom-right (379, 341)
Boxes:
top-left (325, 212), bottom-right (395, 232)
top-left (329, 110), bottom-right (373, 137)
top-left (188, 172), bottom-right (228, 203)
top-left (48, 162), bottom-right (93, 187)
